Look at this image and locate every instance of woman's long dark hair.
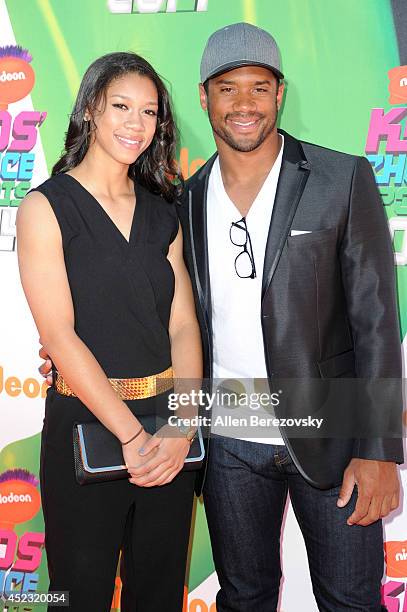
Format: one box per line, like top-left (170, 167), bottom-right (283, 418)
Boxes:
top-left (52, 52), bottom-right (183, 202)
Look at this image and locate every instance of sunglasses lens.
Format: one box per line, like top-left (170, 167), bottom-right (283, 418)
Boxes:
top-left (235, 251), bottom-right (254, 278)
top-left (230, 223), bottom-right (247, 246)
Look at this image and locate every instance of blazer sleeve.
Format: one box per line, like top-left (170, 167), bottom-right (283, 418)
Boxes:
top-left (339, 156), bottom-right (404, 463)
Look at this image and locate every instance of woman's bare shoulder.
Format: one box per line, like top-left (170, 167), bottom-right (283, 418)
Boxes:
top-left (17, 190), bottom-right (61, 240)
top-left (18, 189), bottom-right (52, 216)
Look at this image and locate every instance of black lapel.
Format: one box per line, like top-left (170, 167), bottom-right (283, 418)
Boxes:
top-left (187, 153), bottom-right (218, 322)
top-left (262, 130), bottom-right (311, 300)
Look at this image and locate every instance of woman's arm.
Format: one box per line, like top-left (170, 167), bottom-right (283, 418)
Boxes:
top-left (16, 191), bottom-right (149, 448)
top-left (128, 225), bottom-right (203, 487)
top-left (168, 224), bottom-right (203, 384)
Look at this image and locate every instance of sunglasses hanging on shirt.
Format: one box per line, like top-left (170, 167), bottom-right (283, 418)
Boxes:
top-left (229, 217), bottom-right (257, 279)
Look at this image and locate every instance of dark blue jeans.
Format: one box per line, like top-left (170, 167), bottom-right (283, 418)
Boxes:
top-left (203, 435), bottom-right (385, 612)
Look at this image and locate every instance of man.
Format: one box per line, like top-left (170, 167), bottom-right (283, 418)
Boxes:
top-left (39, 22), bottom-right (403, 611)
top-left (176, 22), bottom-right (403, 612)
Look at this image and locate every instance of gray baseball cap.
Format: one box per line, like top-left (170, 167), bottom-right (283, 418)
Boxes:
top-left (200, 22), bottom-right (284, 84)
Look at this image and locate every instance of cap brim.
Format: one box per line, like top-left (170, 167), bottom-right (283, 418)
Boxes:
top-left (203, 60), bottom-right (284, 83)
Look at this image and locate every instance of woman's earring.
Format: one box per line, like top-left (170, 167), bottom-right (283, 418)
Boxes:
top-left (84, 117), bottom-right (91, 143)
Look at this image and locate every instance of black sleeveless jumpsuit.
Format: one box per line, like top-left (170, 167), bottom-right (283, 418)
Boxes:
top-left (34, 174), bottom-right (195, 612)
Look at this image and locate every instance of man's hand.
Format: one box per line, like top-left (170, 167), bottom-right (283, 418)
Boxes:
top-left (127, 424), bottom-right (191, 487)
top-left (38, 345), bottom-right (53, 385)
top-left (337, 458), bottom-right (399, 526)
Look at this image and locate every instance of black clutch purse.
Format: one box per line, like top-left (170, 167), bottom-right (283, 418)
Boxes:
top-left (73, 414), bottom-right (205, 485)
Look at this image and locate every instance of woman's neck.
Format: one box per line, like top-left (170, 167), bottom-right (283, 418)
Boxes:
top-left (70, 146), bottom-right (132, 195)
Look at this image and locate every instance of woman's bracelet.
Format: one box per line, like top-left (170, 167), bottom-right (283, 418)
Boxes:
top-left (121, 425), bottom-right (144, 446)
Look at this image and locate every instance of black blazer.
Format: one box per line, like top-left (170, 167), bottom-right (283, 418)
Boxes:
top-left (177, 129), bottom-right (404, 494)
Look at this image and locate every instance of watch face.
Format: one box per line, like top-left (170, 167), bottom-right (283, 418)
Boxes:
top-left (186, 429), bottom-right (196, 442)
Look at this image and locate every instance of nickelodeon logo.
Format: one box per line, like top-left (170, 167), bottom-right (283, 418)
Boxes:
top-left (0, 366), bottom-right (48, 399)
top-left (388, 66), bottom-right (407, 104)
top-left (0, 492), bottom-right (32, 505)
top-left (0, 472), bottom-right (41, 529)
top-left (0, 70), bottom-right (26, 82)
top-left (396, 548), bottom-right (407, 561)
top-left (0, 46), bottom-right (35, 110)
top-left (179, 148), bottom-right (205, 179)
top-left (385, 540), bottom-right (407, 578)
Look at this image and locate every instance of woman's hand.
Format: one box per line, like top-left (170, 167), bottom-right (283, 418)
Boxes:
top-left (122, 429), bottom-right (153, 482)
top-left (127, 424), bottom-right (191, 487)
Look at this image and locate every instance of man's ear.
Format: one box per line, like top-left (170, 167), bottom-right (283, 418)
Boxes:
top-left (276, 81), bottom-right (285, 111)
top-left (199, 83), bottom-right (208, 111)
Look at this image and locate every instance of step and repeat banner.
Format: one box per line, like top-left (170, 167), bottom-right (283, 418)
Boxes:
top-left (0, 1), bottom-right (406, 610)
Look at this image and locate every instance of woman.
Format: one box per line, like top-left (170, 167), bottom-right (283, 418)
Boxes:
top-left (17, 52), bottom-right (202, 611)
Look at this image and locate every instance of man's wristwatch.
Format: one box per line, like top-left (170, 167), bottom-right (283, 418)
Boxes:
top-left (177, 420), bottom-right (197, 442)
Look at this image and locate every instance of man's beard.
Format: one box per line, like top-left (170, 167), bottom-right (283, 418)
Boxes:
top-left (207, 102), bottom-right (278, 153)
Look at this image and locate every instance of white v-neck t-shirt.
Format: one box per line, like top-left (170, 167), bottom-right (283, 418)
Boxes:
top-left (207, 136), bottom-right (284, 444)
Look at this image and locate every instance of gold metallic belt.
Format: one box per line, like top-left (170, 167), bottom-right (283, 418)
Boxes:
top-left (55, 366), bottom-right (173, 400)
